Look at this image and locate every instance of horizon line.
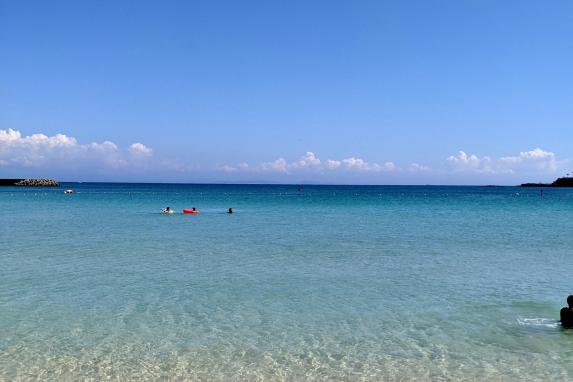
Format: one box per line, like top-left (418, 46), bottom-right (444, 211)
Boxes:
top-left (54, 180), bottom-right (525, 187)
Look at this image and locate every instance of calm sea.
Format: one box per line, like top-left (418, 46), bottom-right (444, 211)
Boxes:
top-left (1, 183), bottom-right (573, 381)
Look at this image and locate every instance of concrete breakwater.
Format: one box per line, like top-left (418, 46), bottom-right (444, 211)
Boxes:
top-left (0, 179), bottom-right (60, 187)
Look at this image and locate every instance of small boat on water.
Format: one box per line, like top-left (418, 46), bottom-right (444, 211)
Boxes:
top-left (183, 208), bottom-right (199, 214)
top-left (64, 189), bottom-right (74, 194)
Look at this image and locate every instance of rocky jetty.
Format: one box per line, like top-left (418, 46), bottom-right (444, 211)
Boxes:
top-left (0, 178), bottom-right (60, 187)
top-left (15, 179), bottom-right (60, 187)
top-left (521, 177), bottom-right (573, 188)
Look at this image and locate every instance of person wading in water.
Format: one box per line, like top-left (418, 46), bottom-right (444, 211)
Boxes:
top-left (560, 295), bottom-right (573, 328)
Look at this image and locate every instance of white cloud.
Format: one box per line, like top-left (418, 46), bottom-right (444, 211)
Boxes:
top-left (446, 148), bottom-right (566, 175)
top-left (446, 151), bottom-right (496, 173)
top-left (0, 128), bottom-right (153, 170)
top-left (409, 163), bottom-right (431, 172)
top-left (341, 157), bottom-right (381, 171)
top-left (219, 147), bottom-right (567, 180)
top-left (129, 142), bottom-right (153, 157)
top-left (325, 159), bottom-right (341, 170)
top-left (6, 129), bottom-right (561, 184)
top-left (499, 148), bottom-right (560, 172)
top-left (255, 153), bottom-right (322, 173)
top-left (447, 151), bottom-right (483, 171)
top-left (258, 157), bottom-right (289, 173)
top-left (383, 162), bottom-right (398, 171)
top-left (221, 152), bottom-right (414, 175)
top-left (220, 165), bottom-right (237, 172)
top-left (0, 128), bottom-right (22, 142)
top-left (295, 151), bottom-right (321, 168)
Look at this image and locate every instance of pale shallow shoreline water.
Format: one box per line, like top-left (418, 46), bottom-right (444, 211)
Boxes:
top-left (1, 183), bottom-right (573, 381)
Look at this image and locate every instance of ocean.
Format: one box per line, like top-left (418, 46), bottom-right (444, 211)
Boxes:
top-left (1, 183), bottom-right (572, 381)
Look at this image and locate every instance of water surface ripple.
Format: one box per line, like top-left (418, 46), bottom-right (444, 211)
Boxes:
top-left (1, 184), bottom-right (572, 380)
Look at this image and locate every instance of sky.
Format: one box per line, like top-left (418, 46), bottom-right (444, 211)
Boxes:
top-left (1, 0), bottom-right (572, 184)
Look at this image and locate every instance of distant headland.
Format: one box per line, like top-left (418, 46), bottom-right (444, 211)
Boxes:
top-left (0, 179), bottom-right (60, 187)
top-left (521, 177), bottom-right (573, 188)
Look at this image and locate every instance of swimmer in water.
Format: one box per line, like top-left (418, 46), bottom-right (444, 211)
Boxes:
top-left (228, 208), bottom-right (233, 214)
top-left (560, 295), bottom-right (573, 328)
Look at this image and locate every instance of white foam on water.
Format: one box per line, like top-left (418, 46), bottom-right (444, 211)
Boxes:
top-left (517, 318), bottom-right (560, 329)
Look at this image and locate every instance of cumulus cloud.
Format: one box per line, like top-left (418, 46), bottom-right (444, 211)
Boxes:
top-left (129, 142), bottom-right (153, 157)
top-left (220, 164), bottom-right (237, 172)
top-left (258, 157), bottom-right (289, 173)
top-left (325, 159), bottom-right (341, 170)
top-left (4, 127), bottom-right (567, 185)
top-left (220, 147), bottom-right (567, 180)
top-left (447, 151), bottom-right (487, 172)
top-left (446, 148), bottom-right (566, 175)
top-left (499, 148), bottom-right (560, 172)
top-left (252, 152), bottom-right (325, 173)
top-left (295, 151), bottom-right (321, 168)
top-left (341, 157), bottom-right (381, 171)
top-left (0, 128), bottom-right (152, 170)
top-left (220, 152), bottom-right (420, 175)
top-left (0, 129), bottom-right (22, 142)
top-left (383, 162), bottom-right (398, 171)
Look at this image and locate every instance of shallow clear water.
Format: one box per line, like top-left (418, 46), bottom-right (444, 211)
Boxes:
top-left (1, 184), bottom-right (573, 381)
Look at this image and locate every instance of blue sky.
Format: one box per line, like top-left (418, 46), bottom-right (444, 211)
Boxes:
top-left (1, 0), bottom-right (572, 184)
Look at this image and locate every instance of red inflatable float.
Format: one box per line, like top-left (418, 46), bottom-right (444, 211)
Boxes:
top-left (183, 208), bottom-right (199, 214)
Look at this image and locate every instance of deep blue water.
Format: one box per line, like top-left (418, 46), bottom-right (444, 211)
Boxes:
top-left (1, 183), bottom-right (573, 380)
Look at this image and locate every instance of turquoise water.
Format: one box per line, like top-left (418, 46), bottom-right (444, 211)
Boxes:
top-left (1, 184), bottom-right (573, 381)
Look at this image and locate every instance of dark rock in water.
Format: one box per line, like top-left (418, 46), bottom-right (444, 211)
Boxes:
top-left (520, 177), bottom-right (573, 188)
top-left (0, 179), bottom-right (60, 187)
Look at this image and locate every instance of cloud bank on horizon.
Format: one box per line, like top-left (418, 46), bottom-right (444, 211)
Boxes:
top-left (220, 152), bottom-right (423, 174)
top-left (0, 129), bottom-right (153, 178)
top-left (446, 149), bottom-right (565, 175)
top-left (0, 129), bottom-right (568, 184)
